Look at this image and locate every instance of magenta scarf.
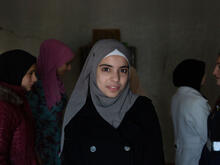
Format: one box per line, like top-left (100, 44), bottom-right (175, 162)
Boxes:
top-left (37, 39), bottom-right (75, 109)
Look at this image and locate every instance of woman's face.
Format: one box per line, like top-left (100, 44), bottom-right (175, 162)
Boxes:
top-left (21, 64), bottom-right (37, 91)
top-left (56, 58), bottom-right (73, 77)
top-left (213, 56), bottom-right (220, 86)
top-left (96, 55), bottom-right (129, 98)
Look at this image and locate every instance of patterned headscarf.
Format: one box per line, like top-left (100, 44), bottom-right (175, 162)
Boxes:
top-left (37, 39), bottom-right (75, 109)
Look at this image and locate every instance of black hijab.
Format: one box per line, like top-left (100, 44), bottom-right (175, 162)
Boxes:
top-left (173, 59), bottom-right (205, 91)
top-left (0, 49), bottom-right (36, 86)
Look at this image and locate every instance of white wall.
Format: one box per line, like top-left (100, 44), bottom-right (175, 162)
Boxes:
top-left (1, 0), bottom-right (220, 163)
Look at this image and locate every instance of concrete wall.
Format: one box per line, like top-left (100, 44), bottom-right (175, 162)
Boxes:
top-left (1, 0), bottom-right (220, 163)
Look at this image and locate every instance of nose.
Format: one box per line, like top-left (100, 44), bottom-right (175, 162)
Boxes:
top-left (32, 73), bottom-right (37, 83)
top-left (213, 66), bottom-right (218, 76)
top-left (67, 64), bottom-right (71, 71)
top-left (112, 71), bottom-right (120, 82)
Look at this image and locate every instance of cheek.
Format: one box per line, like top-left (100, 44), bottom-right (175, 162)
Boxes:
top-left (57, 66), bottom-right (67, 74)
top-left (120, 75), bottom-right (128, 88)
top-left (21, 77), bottom-right (28, 88)
top-left (214, 68), bottom-right (220, 76)
top-left (96, 69), bottom-right (103, 83)
top-left (96, 73), bottom-right (105, 88)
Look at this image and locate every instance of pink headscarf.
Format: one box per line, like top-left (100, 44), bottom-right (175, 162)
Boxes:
top-left (37, 39), bottom-right (75, 109)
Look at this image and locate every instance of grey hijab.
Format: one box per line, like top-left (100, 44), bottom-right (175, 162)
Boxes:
top-left (60, 39), bottom-right (138, 152)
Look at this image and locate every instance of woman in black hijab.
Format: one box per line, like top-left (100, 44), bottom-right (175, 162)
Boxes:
top-left (0, 49), bottom-right (38, 165)
top-left (171, 59), bottom-right (210, 165)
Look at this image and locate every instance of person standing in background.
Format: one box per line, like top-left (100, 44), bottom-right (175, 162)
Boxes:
top-left (27, 39), bottom-right (75, 165)
top-left (200, 54), bottom-right (220, 165)
top-left (0, 49), bottom-right (38, 165)
top-left (171, 59), bottom-right (210, 165)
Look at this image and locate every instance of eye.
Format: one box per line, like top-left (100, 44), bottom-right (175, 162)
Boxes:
top-left (120, 68), bottom-right (128, 73)
top-left (29, 71), bottom-right (34, 75)
top-left (101, 67), bottom-right (110, 72)
top-left (66, 62), bottom-right (71, 65)
top-left (28, 70), bottom-right (36, 76)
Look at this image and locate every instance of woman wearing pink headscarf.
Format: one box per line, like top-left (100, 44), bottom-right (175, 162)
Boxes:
top-left (27, 39), bottom-right (75, 165)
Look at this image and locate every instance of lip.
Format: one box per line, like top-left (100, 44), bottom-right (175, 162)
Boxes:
top-left (107, 85), bottom-right (120, 92)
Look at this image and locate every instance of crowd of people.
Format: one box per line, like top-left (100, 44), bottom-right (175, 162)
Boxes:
top-left (0, 38), bottom-right (219, 165)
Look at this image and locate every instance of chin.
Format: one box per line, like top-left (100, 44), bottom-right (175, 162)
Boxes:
top-left (107, 95), bottom-right (118, 98)
top-left (216, 80), bottom-right (220, 86)
top-left (26, 87), bottom-right (31, 91)
top-left (106, 92), bottom-right (120, 98)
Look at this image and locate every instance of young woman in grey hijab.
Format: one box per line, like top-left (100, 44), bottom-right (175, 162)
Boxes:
top-left (60, 39), bottom-right (165, 165)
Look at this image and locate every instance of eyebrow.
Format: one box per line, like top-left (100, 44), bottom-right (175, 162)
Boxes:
top-left (99, 64), bottom-right (129, 68)
top-left (28, 69), bottom-right (36, 73)
top-left (66, 60), bottom-right (73, 64)
top-left (99, 64), bottom-right (112, 67)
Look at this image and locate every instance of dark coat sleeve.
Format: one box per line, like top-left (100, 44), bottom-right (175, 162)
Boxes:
top-left (138, 97), bottom-right (165, 165)
top-left (0, 102), bottom-right (18, 165)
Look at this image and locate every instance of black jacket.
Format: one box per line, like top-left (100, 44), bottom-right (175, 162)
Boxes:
top-left (200, 105), bottom-right (220, 165)
top-left (61, 96), bottom-right (165, 165)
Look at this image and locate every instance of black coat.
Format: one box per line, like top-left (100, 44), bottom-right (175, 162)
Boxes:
top-left (199, 105), bottom-right (220, 165)
top-left (61, 96), bottom-right (165, 165)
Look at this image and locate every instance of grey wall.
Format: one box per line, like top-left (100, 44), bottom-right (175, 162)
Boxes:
top-left (1, 0), bottom-right (220, 163)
